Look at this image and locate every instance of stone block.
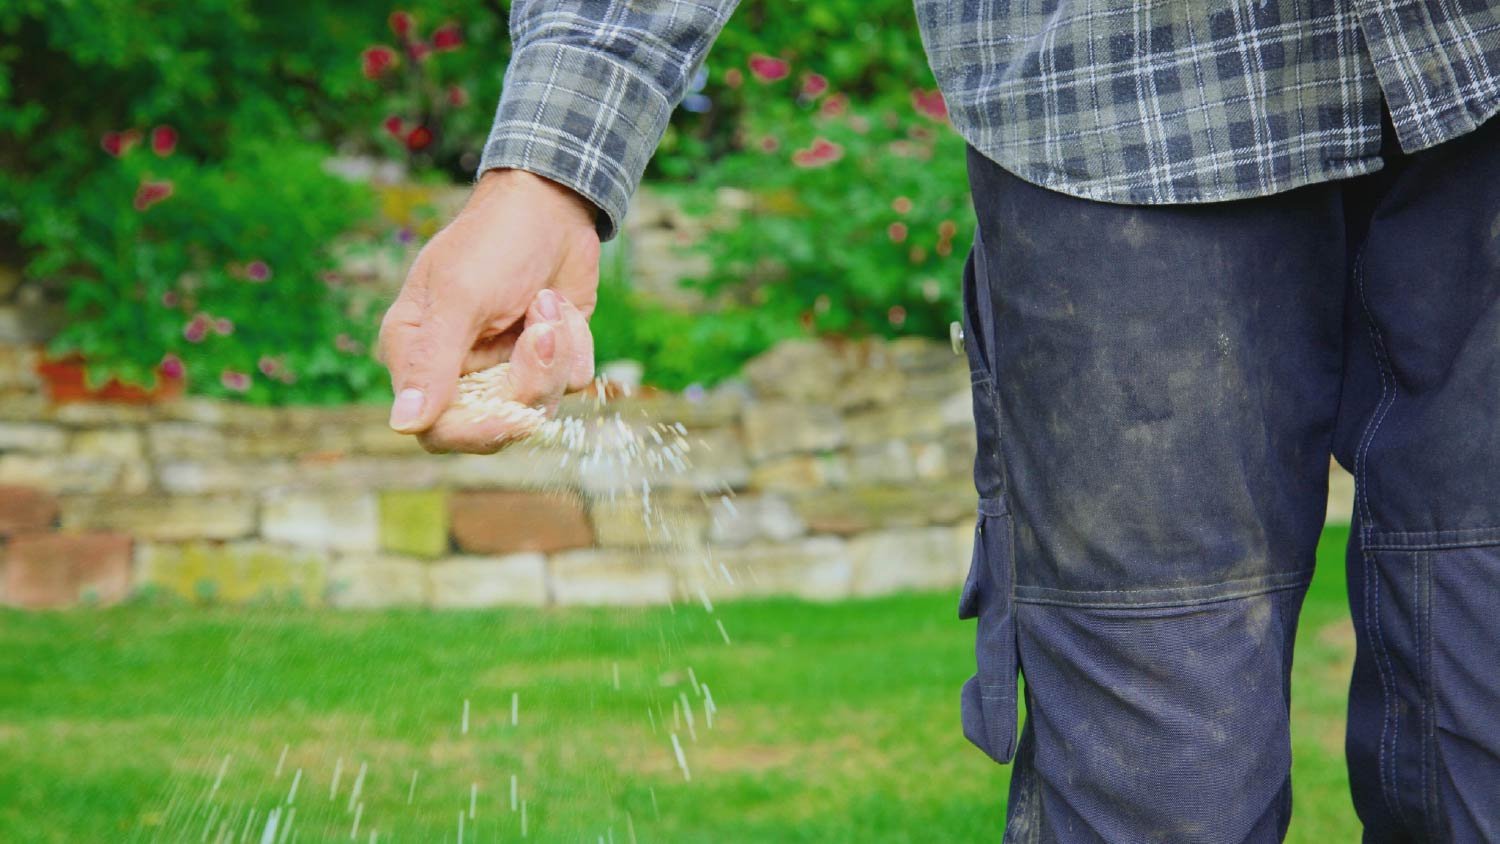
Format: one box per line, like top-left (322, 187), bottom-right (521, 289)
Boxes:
top-left (1, 531), bottom-right (132, 608)
top-left (378, 489), bottom-right (449, 558)
top-left (429, 554), bottom-right (548, 608)
top-left (590, 495), bottom-right (706, 548)
top-left (326, 556), bottom-right (427, 608)
top-left (848, 441), bottom-right (917, 485)
top-left (741, 401), bottom-right (846, 460)
top-left (836, 368), bottom-right (907, 411)
top-left (50, 403), bottom-right (153, 426)
top-left (261, 491), bottom-right (378, 551)
top-left (749, 453), bottom-right (849, 492)
top-left (70, 429), bottom-right (145, 460)
top-left (450, 490), bottom-right (592, 554)
top-left (792, 482), bottom-right (975, 535)
top-left (743, 339), bottom-right (849, 401)
top-left (134, 541), bottom-right (326, 606)
top-left (848, 527), bottom-right (967, 596)
top-left (707, 494), bottom-right (805, 546)
top-left (147, 422), bottom-right (228, 460)
top-left (0, 344), bottom-right (38, 392)
top-left (548, 549), bottom-right (676, 606)
top-left (844, 404), bottom-right (945, 447)
top-left (0, 422), bottom-right (67, 453)
top-left (0, 485), bottom-right (58, 536)
top-left (157, 460), bottom-right (296, 494)
top-left (289, 456), bottom-right (441, 490)
top-left (62, 495), bottom-right (256, 541)
top-left (440, 450), bottom-right (579, 490)
top-left (0, 453), bottom-right (149, 494)
top-left (676, 537), bottom-right (852, 602)
top-left (352, 422), bottom-right (425, 456)
top-left (653, 428), bottom-right (751, 492)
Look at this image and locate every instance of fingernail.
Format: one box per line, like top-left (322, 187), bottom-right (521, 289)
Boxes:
top-left (535, 324), bottom-right (556, 366)
top-left (537, 289), bottom-right (560, 321)
top-left (389, 388), bottom-right (425, 432)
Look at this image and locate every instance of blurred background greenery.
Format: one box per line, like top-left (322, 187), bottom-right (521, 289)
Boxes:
top-left (0, 0), bottom-right (972, 401)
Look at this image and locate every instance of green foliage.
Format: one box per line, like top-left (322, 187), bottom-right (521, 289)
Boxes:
top-left (28, 139), bottom-right (388, 404)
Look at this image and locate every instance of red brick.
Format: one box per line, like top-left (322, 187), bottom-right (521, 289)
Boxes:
top-left (0, 485), bottom-right (59, 536)
top-left (449, 491), bottom-right (592, 554)
top-left (2, 532), bottom-right (132, 609)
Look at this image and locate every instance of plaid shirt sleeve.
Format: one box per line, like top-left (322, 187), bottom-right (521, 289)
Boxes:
top-left (478, 0), bottom-right (741, 240)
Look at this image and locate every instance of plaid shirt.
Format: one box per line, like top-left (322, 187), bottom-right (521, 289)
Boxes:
top-left (479, 0), bottom-right (1500, 239)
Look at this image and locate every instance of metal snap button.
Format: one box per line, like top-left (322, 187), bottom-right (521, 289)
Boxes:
top-left (950, 321), bottom-right (965, 355)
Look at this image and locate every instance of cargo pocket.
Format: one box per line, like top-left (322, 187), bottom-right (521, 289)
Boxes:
top-left (958, 495), bottom-right (1019, 764)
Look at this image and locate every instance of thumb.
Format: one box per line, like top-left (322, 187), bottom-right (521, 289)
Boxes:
top-left (378, 295), bottom-right (472, 433)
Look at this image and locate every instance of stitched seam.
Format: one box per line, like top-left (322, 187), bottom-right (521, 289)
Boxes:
top-left (1016, 568), bottom-right (1308, 598)
top-left (1422, 549), bottom-right (1439, 838)
top-left (1015, 577), bottom-right (1310, 610)
top-left (1365, 535), bottom-right (1500, 552)
top-left (1353, 250), bottom-right (1408, 827)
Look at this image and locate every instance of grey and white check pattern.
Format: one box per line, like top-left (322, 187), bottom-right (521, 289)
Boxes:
top-left (479, 0), bottom-right (1500, 239)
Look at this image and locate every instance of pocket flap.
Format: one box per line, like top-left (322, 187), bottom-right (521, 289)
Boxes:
top-left (959, 499), bottom-right (1019, 764)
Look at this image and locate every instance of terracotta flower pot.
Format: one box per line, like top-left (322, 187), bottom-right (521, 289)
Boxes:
top-left (34, 353), bottom-right (186, 405)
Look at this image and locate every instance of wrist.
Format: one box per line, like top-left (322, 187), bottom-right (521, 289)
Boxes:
top-left (472, 168), bottom-right (598, 230)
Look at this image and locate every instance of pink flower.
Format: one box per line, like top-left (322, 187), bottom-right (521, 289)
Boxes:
top-left (759, 135), bottom-right (780, 153)
top-left (133, 180), bottom-right (174, 211)
top-left (214, 318), bottom-right (234, 336)
top-left (912, 89), bottom-right (949, 121)
top-left (220, 370), bottom-right (251, 392)
top-left (801, 73), bottom-right (828, 98)
top-left (887, 222), bottom-right (908, 243)
top-left (432, 23), bottom-right (463, 51)
top-left (183, 314), bottom-right (209, 343)
top-left (100, 130), bottom-right (140, 157)
top-left (389, 10), bottom-right (413, 39)
top-left (406, 40), bottom-right (431, 63)
top-left (161, 291), bottom-right (179, 307)
top-left (748, 54), bottom-right (790, 83)
top-left (159, 354), bottom-right (185, 381)
top-left (888, 305), bottom-right (907, 327)
top-left (891, 196), bottom-right (913, 214)
top-left (361, 45), bottom-right (398, 79)
top-left (245, 260), bottom-right (271, 282)
top-left (258, 356), bottom-right (280, 377)
top-left (150, 125), bottom-right (178, 157)
top-left (819, 93), bottom-right (848, 118)
top-left (791, 137), bottom-right (843, 168)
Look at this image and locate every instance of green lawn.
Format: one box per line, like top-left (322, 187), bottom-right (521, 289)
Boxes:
top-left (0, 528), bottom-right (1359, 842)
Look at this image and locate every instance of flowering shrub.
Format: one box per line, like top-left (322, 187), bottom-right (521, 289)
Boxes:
top-left (28, 137), bottom-right (388, 403)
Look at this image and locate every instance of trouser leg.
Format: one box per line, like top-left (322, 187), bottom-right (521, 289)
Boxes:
top-left (1332, 112), bottom-right (1500, 843)
top-left (960, 148), bottom-right (1347, 842)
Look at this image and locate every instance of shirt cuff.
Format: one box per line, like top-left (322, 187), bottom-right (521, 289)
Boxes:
top-left (477, 41), bottom-right (674, 241)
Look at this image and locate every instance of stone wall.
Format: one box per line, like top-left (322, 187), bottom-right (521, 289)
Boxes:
top-left (0, 337), bottom-right (990, 610)
top-left (0, 334), bottom-right (1358, 611)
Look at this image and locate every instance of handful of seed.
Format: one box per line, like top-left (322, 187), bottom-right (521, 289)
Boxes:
top-left (454, 362), bottom-right (549, 435)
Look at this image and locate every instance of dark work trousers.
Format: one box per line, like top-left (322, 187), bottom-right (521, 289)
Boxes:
top-left (958, 107), bottom-right (1500, 843)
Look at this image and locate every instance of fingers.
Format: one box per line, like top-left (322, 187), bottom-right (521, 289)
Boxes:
top-left (556, 294), bottom-right (596, 390)
top-left (416, 292), bottom-right (575, 454)
top-left (378, 285), bottom-right (474, 434)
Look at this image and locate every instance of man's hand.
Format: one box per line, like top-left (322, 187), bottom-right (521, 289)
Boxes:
top-left (378, 169), bottom-right (599, 452)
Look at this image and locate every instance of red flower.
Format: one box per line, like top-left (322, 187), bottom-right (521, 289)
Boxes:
top-left (407, 40), bottom-right (431, 63)
top-left (724, 68), bottom-right (743, 89)
top-left (888, 305), bottom-right (907, 327)
top-left (150, 125), bottom-right (177, 157)
top-left (389, 10), bottom-right (413, 39)
top-left (912, 89), bottom-right (949, 121)
top-left (405, 126), bottom-right (433, 151)
top-left (361, 45), bottom-right (398, 79)
top-left (446, 85), bottom-right (468, 107)
top-left (432, 23), bottom-right (463, 51)
top-left (887, 222), bottom-right (909, 243)
top-left (220, 370), bottom-right (251, 392)
top-left (161, 291), bottom-right (179, 308)
top-left (245, 260), bottom-right (271, 282)
top-left (791, 137), bottom-right (843, 168)
top-left (937, 219), bottom-right (958, 238)
top-left (748, 54), bottom-right (790, 83)
top-left (258, 356), bottom-right (281, 377)
top-left (801, 73), bottom-right (828, 98)
top-left (891, 196), bottom-right (913, 214)
top-left (160, 354), bottom-right (185, 381)
top-left (133, 180), bottom-right (174, 211)
top-left (759, 135), bottom-right (780, 153)
top-left (383, 115), bottom-right (405, 138)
